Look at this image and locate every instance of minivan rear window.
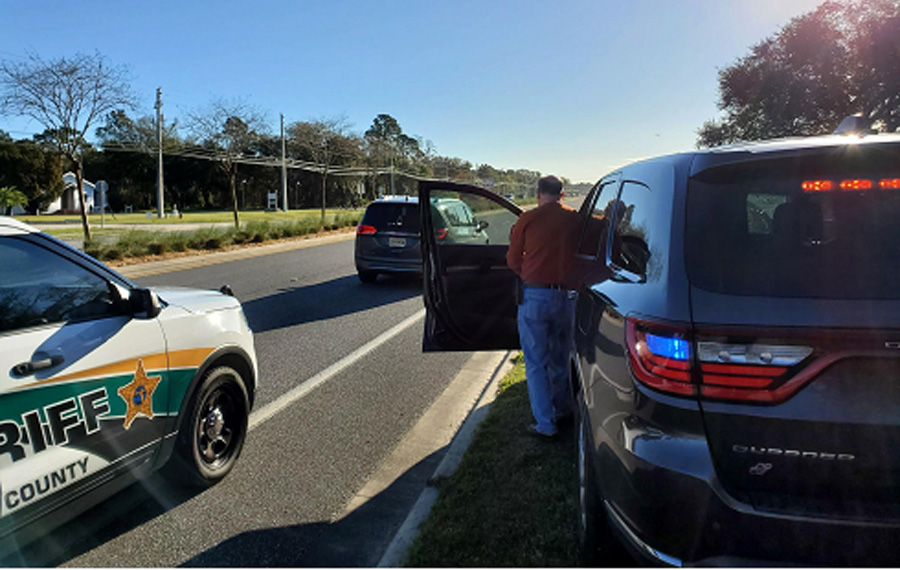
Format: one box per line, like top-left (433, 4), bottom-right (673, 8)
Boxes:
top-left (686, 145), bottom-right (900, 299)
top-left (361, 202), bottom-right (419, 232)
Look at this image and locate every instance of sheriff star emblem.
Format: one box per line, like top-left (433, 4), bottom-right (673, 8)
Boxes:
top-left (117, 359), bottom-right (162, 430)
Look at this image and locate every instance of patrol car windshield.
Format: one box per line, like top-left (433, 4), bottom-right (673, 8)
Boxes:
top-left (686, 146), bottom-right (900, 299)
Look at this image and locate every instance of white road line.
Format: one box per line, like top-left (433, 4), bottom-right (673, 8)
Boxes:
top-left (248, 308), bottom-right (426, 431)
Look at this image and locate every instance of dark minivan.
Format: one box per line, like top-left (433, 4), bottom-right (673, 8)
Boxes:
top-left (419, 133), bottom-right (900, 565)
top-left (355, 195), bottom-right (492, 283)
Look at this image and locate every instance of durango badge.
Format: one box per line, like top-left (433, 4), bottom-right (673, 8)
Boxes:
top-left (117, 360), bottom-right (162, 429)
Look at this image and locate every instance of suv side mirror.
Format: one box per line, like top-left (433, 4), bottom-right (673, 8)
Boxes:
top-left (130, 288), bottom-right (162, 319)
top-left (476, 220), bottom-right (489, 231)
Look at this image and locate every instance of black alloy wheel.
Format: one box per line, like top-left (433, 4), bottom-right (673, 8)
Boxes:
top-left (167, 366), bottom-right (249, 487)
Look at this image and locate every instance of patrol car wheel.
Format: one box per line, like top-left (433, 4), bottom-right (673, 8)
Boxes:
top-left (168, 365), bottom-right (249, 487)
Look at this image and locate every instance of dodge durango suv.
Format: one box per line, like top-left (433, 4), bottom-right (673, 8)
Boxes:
top-left (418, 133), bottom-right (900, 565)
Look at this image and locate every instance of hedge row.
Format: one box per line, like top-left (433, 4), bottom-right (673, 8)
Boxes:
top-left (84, 213), bottom-right (360, 262)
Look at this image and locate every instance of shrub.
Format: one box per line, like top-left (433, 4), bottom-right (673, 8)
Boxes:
top-left (103, 248), bottom-right (122, 261)
top-left (231, 230), bottom-right (251, 245)
top-left (148, 242), bottom-right (166, 256)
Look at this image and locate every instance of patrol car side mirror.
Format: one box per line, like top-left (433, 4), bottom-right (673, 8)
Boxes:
top-left (130, 288), bottom-right (162, 319)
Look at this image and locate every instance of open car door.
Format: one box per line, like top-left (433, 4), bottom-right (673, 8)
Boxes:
top-left (420, 181), bottom-right (522, 351)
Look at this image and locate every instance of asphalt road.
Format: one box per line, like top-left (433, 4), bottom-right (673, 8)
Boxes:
top-left (5, 237), bottom-right (482, 567)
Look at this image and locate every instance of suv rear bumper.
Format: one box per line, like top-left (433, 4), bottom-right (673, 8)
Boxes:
top-left (598, 414), bottom-right (900, 566)
top-left (354, 253), bottom-right (422, 274)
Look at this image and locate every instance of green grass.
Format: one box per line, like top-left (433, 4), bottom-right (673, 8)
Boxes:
top-left (80, 211), bottom-right (362, 262)
top-left (18, 208), bottom-right (364, 227)
top-left (404, 354), bottom-right (581, 567)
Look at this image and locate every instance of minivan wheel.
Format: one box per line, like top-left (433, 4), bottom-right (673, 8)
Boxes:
top-left (577, 397), bottom-right (602, 565)
top-left (165, 366), bottom-right (249, 488)
top-left (358, 270), bottom-right (378, 284)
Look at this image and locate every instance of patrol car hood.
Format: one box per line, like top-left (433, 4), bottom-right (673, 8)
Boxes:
top-left (150, 286), bottom-right (241, 313)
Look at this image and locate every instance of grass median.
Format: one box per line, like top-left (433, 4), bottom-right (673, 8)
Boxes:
top-left (404, 354), bottom-right (581, 567)
top-left (23, 210), bottom-right (365, 262)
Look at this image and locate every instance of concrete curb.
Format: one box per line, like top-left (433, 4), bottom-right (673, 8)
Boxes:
top-left (375, 350), bottom-right (517, 567)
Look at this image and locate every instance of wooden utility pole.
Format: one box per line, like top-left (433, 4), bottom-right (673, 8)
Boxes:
top-left (156, 88), bottom-right (165, 217)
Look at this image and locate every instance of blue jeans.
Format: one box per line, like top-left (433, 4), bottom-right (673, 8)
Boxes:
top-left (517, 287), bottom-right (577, 435)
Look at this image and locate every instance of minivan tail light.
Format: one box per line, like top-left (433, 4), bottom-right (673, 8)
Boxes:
top-left (357, 224), bottom-right (377, 235)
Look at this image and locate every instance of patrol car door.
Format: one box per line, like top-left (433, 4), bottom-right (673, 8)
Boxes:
top-left (419, 181), bottom-right (522, 350)
top-left (0, 235), bottom-right (167, 528)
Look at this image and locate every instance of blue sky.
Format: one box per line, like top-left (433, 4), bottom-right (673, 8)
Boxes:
top-left (1, 0), bottom-right (824, 182)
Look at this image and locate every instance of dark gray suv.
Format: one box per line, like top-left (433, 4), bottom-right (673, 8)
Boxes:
top-left (419, 133), bottom-right (900, 565)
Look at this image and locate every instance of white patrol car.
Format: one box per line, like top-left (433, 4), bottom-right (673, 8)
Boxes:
top-left (0, 217), bottom-right (257, 552)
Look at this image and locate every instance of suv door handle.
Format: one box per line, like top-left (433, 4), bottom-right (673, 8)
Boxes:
top-left (12, 355), bottom-right (64, 377)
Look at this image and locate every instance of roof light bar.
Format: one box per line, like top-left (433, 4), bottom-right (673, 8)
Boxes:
top-left (802, 180), bottom-right (833, 192)
top-left (839, 179), bottom-right (873, 191)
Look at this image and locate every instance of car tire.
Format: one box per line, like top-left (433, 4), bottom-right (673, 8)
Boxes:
top-left (577, 393), bottom-right (632, 566)
top-left (358, 270), bottom-right (378, 284)
top-left (165, 365), bottom-right (249, 488)
top-left (577, 393), bottom-right (602, 565)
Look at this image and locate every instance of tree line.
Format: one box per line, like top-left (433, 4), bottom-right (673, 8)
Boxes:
top-left (698, 0), bottom-right (900, 146)
top-left (0, 50), bottom-right (542, 238)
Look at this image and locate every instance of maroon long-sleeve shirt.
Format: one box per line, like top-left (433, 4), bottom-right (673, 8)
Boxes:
top-left (506, 201), bottom-right (581, 286)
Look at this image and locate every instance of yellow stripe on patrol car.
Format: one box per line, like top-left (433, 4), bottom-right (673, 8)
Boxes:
top-left (19, 348), bottom-right (216, 389)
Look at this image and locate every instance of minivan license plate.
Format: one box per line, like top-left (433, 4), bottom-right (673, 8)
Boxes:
top-left (389, 237), bottom-right (407, 248)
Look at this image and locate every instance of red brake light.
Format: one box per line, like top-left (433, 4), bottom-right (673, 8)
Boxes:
top-left (435, 228), bottom-right (448, 240)
top-left (625, 319), bottom-right (816, 403)
top-left (801, 180), bottom-right (833, 192)
top-left (839, 179), bottom-right (873, 191)
top-left (696, 339), bottom-right (812, 403)
top-left (625, 319), bottom-right (695, 396)
top-left (357, 224), bottom-right (377, 235)
top-left (880, 179), bottom-right (900, 189)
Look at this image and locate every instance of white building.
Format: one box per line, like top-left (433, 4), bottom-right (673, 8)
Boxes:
top-left (43, 172), bottom-right (106, 214)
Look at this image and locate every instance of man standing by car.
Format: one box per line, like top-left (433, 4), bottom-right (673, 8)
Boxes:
top-left (507, 175), bottom-right (581, 437)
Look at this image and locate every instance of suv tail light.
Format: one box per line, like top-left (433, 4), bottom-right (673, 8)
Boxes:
top-left (357, 224), bottom-right (377, 235)
top-left (626, 319), bottom-right (695, 396)
top-left (625, 318), bottom-right (815, 403)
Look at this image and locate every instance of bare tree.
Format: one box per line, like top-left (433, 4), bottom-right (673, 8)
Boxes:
top-left (288, 116), bottom-right (353, 219)
top-left (0, 52), bottom-right (134, 240)
top-left (189, 99), bottom-right (267, 228)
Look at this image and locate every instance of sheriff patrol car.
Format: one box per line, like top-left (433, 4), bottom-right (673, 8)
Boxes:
top-left (0, 216), bottom-right (257, 552)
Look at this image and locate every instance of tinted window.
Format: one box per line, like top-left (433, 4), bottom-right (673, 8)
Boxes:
top-left (361, 202), bottom-right (420, 232)
top-left (577, 179), bottom-right (619, 257)
top-left (610, 182), bottom-right (654, 278)
top-left (0, 238), bottom-right (119, 332)
top-left (686, 146), bottom-right (900, 299)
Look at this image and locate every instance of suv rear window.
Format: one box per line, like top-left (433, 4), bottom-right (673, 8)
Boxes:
top-left (686, 144), bottom-right (900, 299)
top-left (361, 202), bottom-right (419, 232)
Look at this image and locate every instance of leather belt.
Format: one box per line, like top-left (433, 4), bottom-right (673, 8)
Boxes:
top-left (523, 282), bottom-right (566, 290)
